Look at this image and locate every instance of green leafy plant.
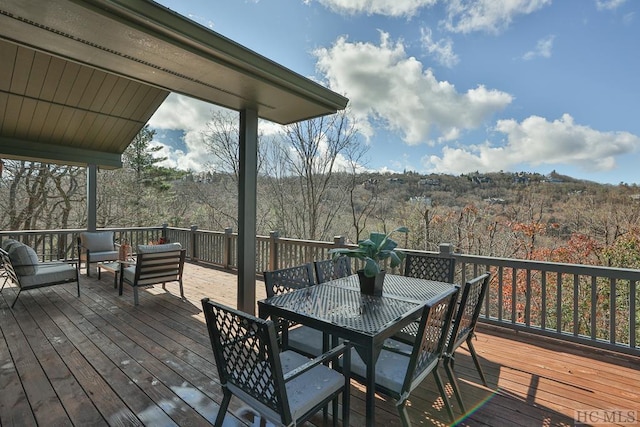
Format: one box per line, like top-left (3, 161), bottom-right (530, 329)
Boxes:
top-left (329, 226), bottom-right (409, 277)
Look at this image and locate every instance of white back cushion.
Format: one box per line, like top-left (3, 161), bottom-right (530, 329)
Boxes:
top-left (80, 231), bottom-right (114, 252)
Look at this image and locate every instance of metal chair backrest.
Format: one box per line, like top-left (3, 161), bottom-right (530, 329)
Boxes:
top-left (0, 248), bottom-right (19, 287)
top-left (405, 286), bottom-right (459, 390)
top-left (404, 253), bottom-right (456, 283)
top-left (202, 298), bottom-right (293, 423)
top-left (132, 249), bottom-right (186, 286)
top-left (446, 272), bottom-right (491, 355)
top-left (263, 263), bottom-right (315, 298)
top-left (314, 256), bottom-right (351, 284)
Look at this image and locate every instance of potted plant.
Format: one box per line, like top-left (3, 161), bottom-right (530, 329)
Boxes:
top-left (329, 226), bottom-right (408, 295)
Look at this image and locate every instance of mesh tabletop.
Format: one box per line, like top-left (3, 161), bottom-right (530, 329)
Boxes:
top-left (325, 274), bottom-right (455, 302)
top-left (261, 284), bottom-right (422, 335)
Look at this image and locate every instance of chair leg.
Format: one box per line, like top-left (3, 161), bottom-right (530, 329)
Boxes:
top-left (133, 287), bottom-right (139, 306)
top-left (467, 338), bottom-right (488, 386)
top-left (10, 289), bottom-right (22, 308)
top-left (214, 390), bottom-right (232, 427)
top-left (433, 369), bottom-right (455, 423)
top-left (396, 400), bottom-right (412, 427)
top-left (443, 356), bottom-right (466, 413)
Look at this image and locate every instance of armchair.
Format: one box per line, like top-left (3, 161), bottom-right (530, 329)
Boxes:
top-left (77, 231), bottom-right (119, 277)
top-left (119, 243), bottom-right (185, 306)
top-left (1, 243), bottom-right (79, 308)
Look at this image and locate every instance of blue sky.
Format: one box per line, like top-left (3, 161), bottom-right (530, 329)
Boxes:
top-left (149, 0), bottom-right (639, 184)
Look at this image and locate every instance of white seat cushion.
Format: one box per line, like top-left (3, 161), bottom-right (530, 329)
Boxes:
top-left (349, 339), bottom-right (413, 394)
top-left (87, 250), bottom-right (119, 262)
top-left (19, 262), bottom-right (76, 288)
top-left (288, 326), bottom-right (325, 357)
top-left (239, 350), bottom-right (345, 424)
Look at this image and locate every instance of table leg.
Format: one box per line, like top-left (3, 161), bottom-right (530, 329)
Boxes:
top-left (363, 345), bottom-right (376, 427)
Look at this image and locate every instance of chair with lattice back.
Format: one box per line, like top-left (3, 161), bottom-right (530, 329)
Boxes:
top-left (314, 256), bottom-right (351, 284)
top-left (349, 286), bottom-right (460, 424)
top-left (404, 252), bottom-right (456, 282)
top-left (443, 272), bottom-right (491, 413)
top-left (392, 253), bottom-right (457, 345)
top-left (263, 263), bottom-right (325, 357)
top-left (202, 298), bottom-right (351, 427)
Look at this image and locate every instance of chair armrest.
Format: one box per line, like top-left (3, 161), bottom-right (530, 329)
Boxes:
top-left (284, 341), bottom-right (351, 382)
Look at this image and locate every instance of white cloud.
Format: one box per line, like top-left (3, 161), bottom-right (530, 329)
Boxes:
top-left (147, 93), bottom-right (285, 172)
top-left (313, 32), bottom-right (512, 145)
top-left (313, 0), bottom-right (437, 17)
top-left (425, 114), bottom-right (640, 174)
top-left (420, 27), bottom-right (459, 68)
top-left (148, 94), bottom-right (225, 172)
top-left (443, 0), bottom-right (552, 34)
top-left (596, 0), bottom-right (627, 11)
top-left (523, 35), bottom-right (555, 60)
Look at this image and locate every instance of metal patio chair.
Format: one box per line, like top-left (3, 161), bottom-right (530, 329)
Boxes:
top-left (404, 252), bottom-right (456, 283)
top-left (263, 263), bottom-right (326, 357)
top-left (348, 286), bottom-right (460, 425)
top-left (314, 256), bottom-right (351, 284)
top-left (202, 298), bottom-right (351, 427)
top-left (443, 272), bottom-right (491, 413)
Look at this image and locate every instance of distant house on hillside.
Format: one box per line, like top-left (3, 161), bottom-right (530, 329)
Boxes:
top-left (484, 197), bottom-right (506, 205)
top-left (513, 173), bottom-right (529, 184)
top-left (472, 175), bottom-right (492, 185)
top-left (387, 177), bottom-right (404, 185)
top-left (419, 178), bottom-right (441, 187)
top-left (543, 176), bottom-right (564, 183)
top-left (409, 196), bottom-right (432, 206)
top-left (362, 178), bottom-right (379, 191)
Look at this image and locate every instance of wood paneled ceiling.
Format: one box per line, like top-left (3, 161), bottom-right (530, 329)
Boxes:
top-left (0, 0), bottom-right (348, 169)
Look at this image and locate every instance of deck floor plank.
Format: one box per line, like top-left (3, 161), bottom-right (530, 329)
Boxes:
top-left (1, 262), bottom-right (638, 427)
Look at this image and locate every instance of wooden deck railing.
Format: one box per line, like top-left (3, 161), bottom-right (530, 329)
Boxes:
top-left (2, 226), bottom-right (637, 356)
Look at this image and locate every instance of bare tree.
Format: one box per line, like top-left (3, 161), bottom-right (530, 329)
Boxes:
top-left (264, 109), bottom-right (366, 240)
top-left (0, 160), bottom-right (83, 231)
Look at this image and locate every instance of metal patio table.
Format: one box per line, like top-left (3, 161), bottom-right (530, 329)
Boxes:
top-left (258, 274), bottom-right (455, 426)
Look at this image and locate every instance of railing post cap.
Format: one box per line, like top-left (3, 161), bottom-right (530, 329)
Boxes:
top-left (270, 231), bottom-right (279, 238)
top-left (333, 236), bottom-right (345, 245)
top-left (439, 243), bottom-right (453, 254)
top-left (190, 225), bottom-right (198, 231)
top-left (224, 227), bottom-right (233, 234)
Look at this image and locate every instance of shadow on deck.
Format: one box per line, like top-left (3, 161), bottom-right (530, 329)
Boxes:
top-left (0, 261), bottom-right (638, 426)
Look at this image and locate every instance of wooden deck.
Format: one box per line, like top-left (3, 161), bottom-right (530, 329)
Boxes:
top-left (1, 262), bottom-right (638, 427)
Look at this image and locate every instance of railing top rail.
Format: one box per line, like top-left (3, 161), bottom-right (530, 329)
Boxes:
top-left (454, 252), bottom-right (640, 280)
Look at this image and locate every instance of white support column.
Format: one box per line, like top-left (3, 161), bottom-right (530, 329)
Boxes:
top-left (87, 164), bottom-right (97, 231)
top-left (237, 108), bottom-right (258, 314)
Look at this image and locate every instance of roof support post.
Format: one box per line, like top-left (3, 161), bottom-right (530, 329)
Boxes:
top-left (237, 108), bottom-right (258, 314)
top-left (87, 164), bottom-right (97, 232)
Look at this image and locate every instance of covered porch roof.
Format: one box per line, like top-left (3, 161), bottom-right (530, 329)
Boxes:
top-left (0, 0), bottom-right (348, 169)
top-left (0, 0), bottom-right (348, 313)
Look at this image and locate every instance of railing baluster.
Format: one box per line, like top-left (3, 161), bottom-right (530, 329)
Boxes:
top-left (511, 267), bottom-right (517, 324)
top-left (591, 276), bottom-right (597, 340)
top-left (525, 269), bottom-right (532, 327)
top-left (541, 271), bottom-right (547, 330)
top-left (610, 278), bottom-right (616, 345)
top-left (556, 272), bottom-right (562, 334)
top-left (630, 280), bottom-right (637, 349)
top-left (573, 274), bottom-right (579, 336)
